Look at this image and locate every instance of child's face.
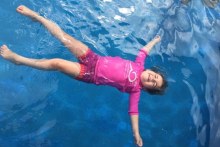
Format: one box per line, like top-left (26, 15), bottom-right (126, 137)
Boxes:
top-left (140, 70), bottom-right (163, 90)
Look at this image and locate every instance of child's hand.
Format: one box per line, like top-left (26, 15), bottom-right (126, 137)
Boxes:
top-left (142, 35), bottom-right (161, 54)
top-left (134, 134), bottom-right (143, 147)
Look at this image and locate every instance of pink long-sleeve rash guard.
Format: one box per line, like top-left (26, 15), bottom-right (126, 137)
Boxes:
top-left (94, 49), bottom-right (148, 115)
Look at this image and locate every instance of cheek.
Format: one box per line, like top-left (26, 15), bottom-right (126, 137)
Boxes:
top-left (142, 74), bottom-right (148, 81)
top-left (143, 81), bottom-right (153, 88)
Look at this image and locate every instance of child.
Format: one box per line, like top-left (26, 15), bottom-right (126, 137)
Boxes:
top-left (0, 5), bottom-right (167, 147)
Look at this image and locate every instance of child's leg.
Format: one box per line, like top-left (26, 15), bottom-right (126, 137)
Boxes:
top-left (0, 45), bottom-right (80, 77)
top-left (16, 5), bottom-right (88, 58)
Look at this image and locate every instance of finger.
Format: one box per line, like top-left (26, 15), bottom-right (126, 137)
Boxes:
top-left (155, 35), bottom-right (160, 38)
top-left (17, 5), bottom-right (24, 10)
top-left (137, 139), bottom-right (143, 147)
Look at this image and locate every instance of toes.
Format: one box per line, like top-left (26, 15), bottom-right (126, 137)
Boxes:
top-left (0, 45), bottom-right (10, 55)
top-left (1, 45), bottom-right (8, 51)
top-left (0, 47), bottom-right (3, 55)
top-left (1, 45), bottom-right (7, 49)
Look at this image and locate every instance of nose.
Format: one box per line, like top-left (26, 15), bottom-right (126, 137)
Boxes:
top-left (149, 74), bottom-right (153, 81)
top-left (148, 74), bottom-right (152, 81)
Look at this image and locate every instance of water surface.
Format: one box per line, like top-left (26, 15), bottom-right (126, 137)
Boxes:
top-left (0, 0), bottom-right (220, 146)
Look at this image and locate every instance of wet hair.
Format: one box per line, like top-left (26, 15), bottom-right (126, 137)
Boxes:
top-left (143, 66), bottom-right (168, 95)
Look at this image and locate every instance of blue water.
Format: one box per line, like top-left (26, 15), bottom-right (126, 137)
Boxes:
top-left (0, 0), bottom-right (220, 147)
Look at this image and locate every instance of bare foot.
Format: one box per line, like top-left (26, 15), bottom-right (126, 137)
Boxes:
top-left (16, 5), bottom-right (39, 19)
top-left (0, 45), bottom-right (20, 64)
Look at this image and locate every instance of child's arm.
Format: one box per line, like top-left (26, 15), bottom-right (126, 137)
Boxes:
top-left (130, 115), bottom-right (143, 147)
top-left (142, 35), bottom-right (161, 54)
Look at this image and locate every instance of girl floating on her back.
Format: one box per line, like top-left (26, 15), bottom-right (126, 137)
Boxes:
top-left (0, 5), bottom-right (167, 147)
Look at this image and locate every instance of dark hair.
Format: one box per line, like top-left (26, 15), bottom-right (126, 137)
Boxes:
top-left (143, 66), bottom-right (168, 95)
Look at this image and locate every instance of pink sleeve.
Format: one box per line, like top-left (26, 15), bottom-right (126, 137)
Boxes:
top-left (128, 91), bottom-right (141, 115)
top-left (135, 49), bottom-right (148, 66)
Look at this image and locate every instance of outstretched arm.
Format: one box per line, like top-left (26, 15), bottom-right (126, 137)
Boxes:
top-left (130, 115), bottom-right (143, 147)
top-left (142, 35), bottom-right (161, 54)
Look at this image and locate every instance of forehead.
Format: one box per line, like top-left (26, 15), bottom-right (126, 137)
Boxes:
top-left (156, 74), bottom-right (163, 88)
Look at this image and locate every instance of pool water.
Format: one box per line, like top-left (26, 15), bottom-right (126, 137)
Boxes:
top-left (0, 0), bottom-right (220, 147)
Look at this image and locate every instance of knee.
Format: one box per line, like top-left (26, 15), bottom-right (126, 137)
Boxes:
top-left (61, 33), bottom-right (72, 44)
top-left (50, 58), bottom-right (63, 70)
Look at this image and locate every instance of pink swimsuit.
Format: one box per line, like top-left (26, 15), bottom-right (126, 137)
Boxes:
top-left (77, 49), bottom-right (147, 115)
